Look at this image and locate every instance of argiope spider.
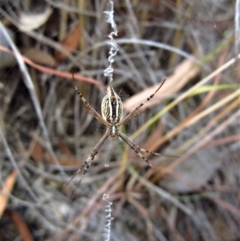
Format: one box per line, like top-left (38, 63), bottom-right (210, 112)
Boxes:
top-left (66, 78), bottom-right (170, 188)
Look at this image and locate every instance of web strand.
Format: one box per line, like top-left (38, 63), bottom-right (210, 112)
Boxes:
top-left (103, 0), bottom-right (118, 84)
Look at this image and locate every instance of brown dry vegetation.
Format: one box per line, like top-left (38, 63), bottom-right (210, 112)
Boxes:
top-left (0, 0), bottom-right (239, 241)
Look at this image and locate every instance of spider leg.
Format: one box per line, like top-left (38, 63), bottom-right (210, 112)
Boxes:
top-left (118, 131), bottom-right (154, 168)
top-left (118, 79), bottom-right (166, 126)
top-left (135, 147), bottom-right (179, 158)
top-left (64, 129), bottom-right (110, 196)
top-left (71, 74), bottom-right (107, 125)
top-left (131, 108), bottom-right (151, 118)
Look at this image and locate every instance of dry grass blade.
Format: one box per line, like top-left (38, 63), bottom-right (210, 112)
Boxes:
top-left (169, 108), bottom-right (240, 170)
top-left (0, 171), bottom-right (17, 218)
top-left (0, 45), bottom-right (104, 87)
top-left (128, 165), bottom-right (193, 217)
top-left (8, 210), bottom-right (34, 241)
top-left (55, 24), bottom-right (81, 61)
top-left (124, 59), bottom-right (200, 112)
top-left (0, 23), bottom-right (66, 179)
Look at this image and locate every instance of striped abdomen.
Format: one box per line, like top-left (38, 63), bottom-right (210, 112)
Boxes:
top-left (101, 86), bottom-right (123, 124)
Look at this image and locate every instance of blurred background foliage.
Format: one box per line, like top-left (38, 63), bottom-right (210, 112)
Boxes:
top-left (0, 0), bottom-right (239, 241)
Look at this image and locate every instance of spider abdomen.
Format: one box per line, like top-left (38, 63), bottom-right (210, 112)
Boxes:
top-left (101, 86), bottom-right (123, 124)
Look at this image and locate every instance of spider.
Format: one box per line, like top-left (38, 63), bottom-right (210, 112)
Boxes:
top-left (66, 77), bottom-right (169, 188)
